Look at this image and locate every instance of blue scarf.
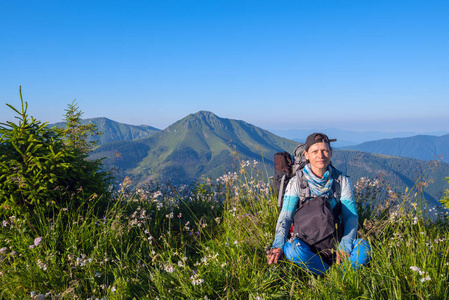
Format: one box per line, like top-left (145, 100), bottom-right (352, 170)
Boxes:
top-left (303, 164), bottom-right (333, 197)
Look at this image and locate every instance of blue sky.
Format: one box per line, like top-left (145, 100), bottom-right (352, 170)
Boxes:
top-left (1, 0), bottom-right (448, 133)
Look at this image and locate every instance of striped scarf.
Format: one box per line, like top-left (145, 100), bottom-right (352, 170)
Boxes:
top-left (303, 164), bottom-right (333, 197)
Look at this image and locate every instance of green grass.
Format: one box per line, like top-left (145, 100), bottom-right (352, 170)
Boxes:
top-left (1, 161), bottom-right (449, 299)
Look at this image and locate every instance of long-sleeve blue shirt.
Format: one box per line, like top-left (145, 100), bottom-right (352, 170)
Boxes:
top-left (272, 170), bottom-right (358, 254)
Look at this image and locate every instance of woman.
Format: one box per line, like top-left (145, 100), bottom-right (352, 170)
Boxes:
top-left (267, 133), bottom-right (370, 274)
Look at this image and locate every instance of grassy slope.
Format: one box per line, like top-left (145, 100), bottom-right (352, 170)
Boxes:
top-left (1, 166), bottom-right (448, 299)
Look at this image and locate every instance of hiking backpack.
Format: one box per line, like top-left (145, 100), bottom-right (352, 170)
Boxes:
top-left (273, 144), bottom-right (308, 208)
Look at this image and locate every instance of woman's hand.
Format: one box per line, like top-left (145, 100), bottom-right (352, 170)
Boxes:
top-left (336, 250), bottom-right (349, 264)
top-left (267, 248), bottom-right (284, 265)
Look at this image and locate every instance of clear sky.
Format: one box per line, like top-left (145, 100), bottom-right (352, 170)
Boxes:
top-left (1, 0), bottom-right (448, 133)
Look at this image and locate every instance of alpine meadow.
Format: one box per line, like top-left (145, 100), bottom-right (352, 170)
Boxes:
top-left (1, 88), bottom-right (449, 299)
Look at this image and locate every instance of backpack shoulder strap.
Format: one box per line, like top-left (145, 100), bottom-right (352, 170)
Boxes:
top-left (277, 174), bottom-right (287, 208)
top-left (330, 166), bottom-right (345, 203)
top-left (296, 169), bottom-right (310, 208)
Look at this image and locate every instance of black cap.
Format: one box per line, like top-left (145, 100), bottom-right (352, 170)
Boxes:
top-left (304, 133), bottom-right (337, 151)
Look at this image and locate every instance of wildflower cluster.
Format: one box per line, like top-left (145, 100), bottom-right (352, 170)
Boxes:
top-left (191, 274), bottom-right (205, 286)
top-left (410, 266), bottom-right (431, 282)
top-left (216, 172), bottom-right (238, 185)
top-left (354, 177), bottom-right (401, 218)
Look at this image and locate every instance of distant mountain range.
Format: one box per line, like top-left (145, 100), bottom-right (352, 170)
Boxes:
top-left (343, 135), bottom-right (449, 164)
top-left (51, 117), bottom-right (160, 145)
top-left (270, 128), bottom-right (449, 147)
top-left (85, 111), bottom-right (449, 206)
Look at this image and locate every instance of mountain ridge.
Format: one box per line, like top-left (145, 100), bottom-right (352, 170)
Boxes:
top-left (343, 134), bottom-right (449, 164)
top-left (91, 111), bottom-right (298, 184)
top-left (271, 128), bottom-right (449, 147)
top-left (89, 111), bottom-right (449, 206)
top-left (51, 117), bottom-right (160, 145)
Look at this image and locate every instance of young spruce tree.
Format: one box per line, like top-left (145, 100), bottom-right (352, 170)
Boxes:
top-left (60, 100), bottom-right (101, 153)
top-left (0, 87), bottom-right (111, 217)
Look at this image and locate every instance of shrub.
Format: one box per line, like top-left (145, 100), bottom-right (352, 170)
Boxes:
top-left (0, 86), bottom-right (111, 217)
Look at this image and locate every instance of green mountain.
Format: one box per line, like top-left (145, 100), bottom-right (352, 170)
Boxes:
top-left (343, 134), bottom-right (449, 163)
top-left (90, 111), bottom-right (298, 183)
top-left (89, 112), bottom-right (449, 205)
top-left (51, 117), bottom-right (160, 145)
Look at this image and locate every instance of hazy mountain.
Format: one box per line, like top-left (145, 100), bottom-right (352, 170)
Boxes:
top-left (51, 117), bottom-right (160, 145)
top-left (343, 134), bottom-right (449, 164)
top-left (270, 128), bottom-right (449, 147)
top-left (89, 111), bottom-right (449, 206)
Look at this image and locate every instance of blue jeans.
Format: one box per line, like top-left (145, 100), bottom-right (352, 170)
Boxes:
top-left (283, 238), bottom-right (371, 275)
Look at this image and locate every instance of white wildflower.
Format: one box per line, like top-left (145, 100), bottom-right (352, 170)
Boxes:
top-left (410, 266), bottom-right (421, 272)
top-left (163, 264), bottom-right (174, 273)
top-left (34, 237), bottom-right (43, 247)
top-left (191, 275), bottom-right (204, 286)
top-left (30, 291), bottom-right (45, 300)
top-left (37, 259), bottom-right (47, 270)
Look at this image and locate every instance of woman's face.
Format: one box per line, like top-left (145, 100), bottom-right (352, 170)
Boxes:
top-left (304, 142), bottom-right (332, 171)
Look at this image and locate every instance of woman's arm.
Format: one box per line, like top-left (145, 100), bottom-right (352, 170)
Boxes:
top-left (272, 177), bottom-right (300, 249)
top-left (337, 176), bottom-right (358, 254)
